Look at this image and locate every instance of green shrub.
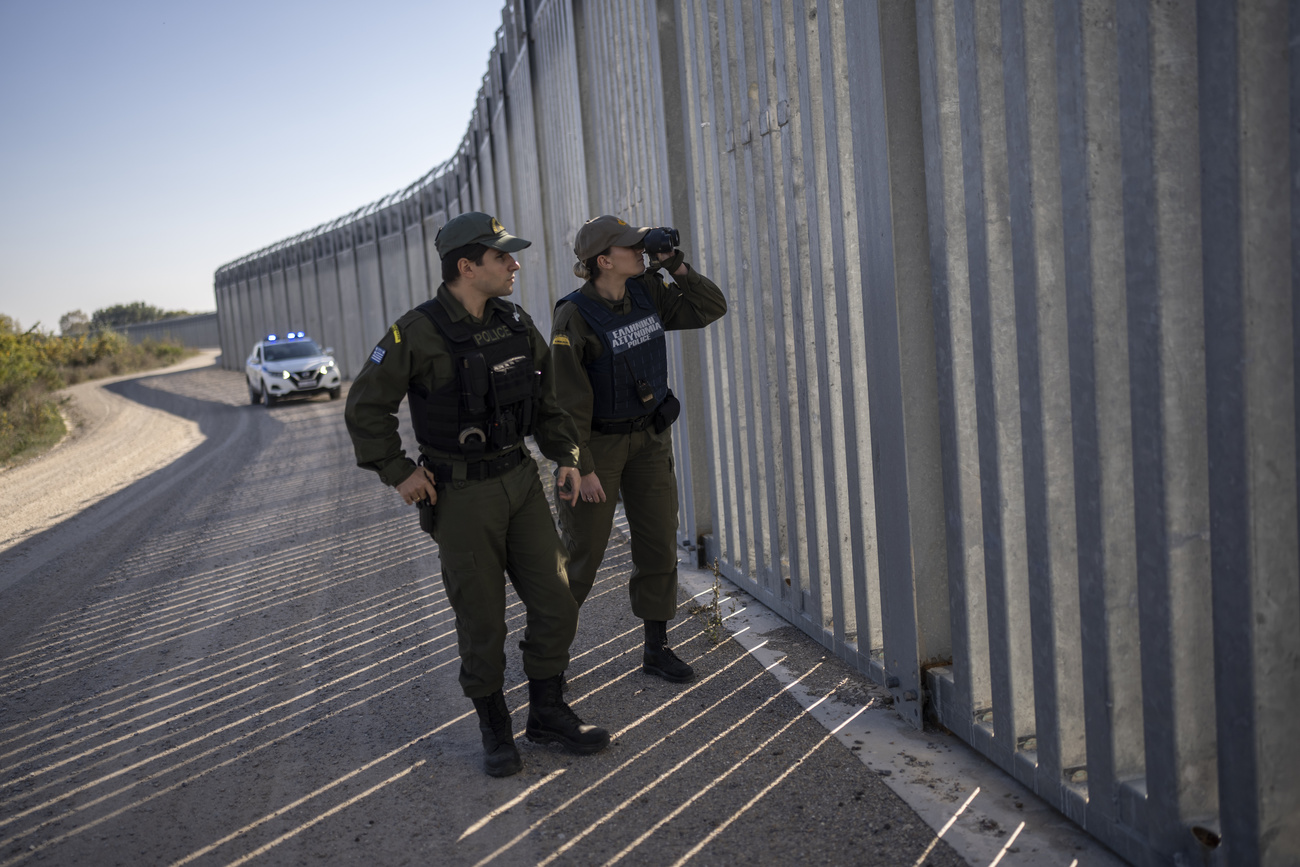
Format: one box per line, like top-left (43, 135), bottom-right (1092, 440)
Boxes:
top-left (0, 323), bottom-right (194, 465)
top-left (0, 387), bottom-right (65, 465)
top-left (0, 332), bottom-right (66, 403)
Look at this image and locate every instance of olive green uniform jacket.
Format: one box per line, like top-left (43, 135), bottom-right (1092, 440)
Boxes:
top-left (550, 258), bottom-right (727, 619)
top-left (345, 285), bottom-right (580, 483)
top-left (344, 285), bottom-right (582, 697)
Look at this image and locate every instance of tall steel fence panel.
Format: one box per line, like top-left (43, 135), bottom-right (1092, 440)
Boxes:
top-left (268, 266), bottom-right (288, 333)
top-left (531, 0), bottom-right (590, 309)
top-left (255, 273), bottom-right (274, 343)
top-left (232, 280), bottom-right (252, 362)
top-left (216, 287), bottom-right (238, 363)
top-left (474, 103), bottom-right (499, 223)
top-left (428, 213), bottom-right (449, 298)
top-left (241, 277), bottom-right (258, 357)
top-left (246, 272), bottom-right (265, 341)
top-left (450, 152), bottom-right (469, 216)
top-left (681, 0), bottom-right (908, 717)
top-left (315, 251), bottom-right (347, 376)
top-left (355, 229), bottom-right (387, 365)
top-left (577, 0), bottom-right (672, 223)
top-left (485, 32), bottom-right (544, 323)
top-left (922, 0), bottom-right (1087, 814)
top-left (460, 144), bottom-right (478, 213)
top-left (378, 224), bottom-right (410, 327)
top-left (575, 0), bottom-right (708, 549)
top-left (910, 1), bottom-right (1299, 864)
top-left (241, 278), bottom-right (258, 357)
top-left (118, 313), bottom-right (222, 348)
top-left (245, 275), bottom-right (262, 347)
top-left (285, 260), bottom-right (304, 330)
top-left (423, 175), bottom-right (452, 298)
top-left (404, 220), bottom-right (430, 305)
top-left (217, 282), bottom-right (234, 365)
top-left (292, 257), bottom-right (306, 333)
top-left (489, 37), bottom-right (520, 264)
top-left (335, 243), bottom-right (368, 378)
top-left (504, 9), bottom-right (553, 319)
top-left (299, 256), bottom-right (323, 343)
top-left (1199, 5), bottom-right (1300, 864)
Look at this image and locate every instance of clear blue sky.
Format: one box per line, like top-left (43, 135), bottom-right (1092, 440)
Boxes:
top-left (0, 0), bottom-right (506, 333)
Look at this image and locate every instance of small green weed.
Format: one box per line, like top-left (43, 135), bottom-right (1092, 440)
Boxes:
top-left (699, 558), bottom-right (737, 645)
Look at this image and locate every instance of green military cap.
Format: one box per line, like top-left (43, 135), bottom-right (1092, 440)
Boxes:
top-left (435, 212), bottom-right (531, 258)
top-left (573, 214), bottom-right (650, 260)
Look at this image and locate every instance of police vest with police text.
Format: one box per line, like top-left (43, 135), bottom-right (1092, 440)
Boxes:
top-left (407, 297), bottom-right (538, 459)
top-left (562, 279), bottom-right (668, 421)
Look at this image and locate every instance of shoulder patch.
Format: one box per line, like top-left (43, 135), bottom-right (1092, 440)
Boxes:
top-left (390, 324), bottom-right (402, 344)
top-left (370, 346), bottom-right (386, 364)
top-left (552, 334), bottom-right (571, 347)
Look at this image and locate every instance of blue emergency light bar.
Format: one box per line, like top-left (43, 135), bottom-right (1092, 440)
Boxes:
top-left (265, 331), bottom-right (307, 342)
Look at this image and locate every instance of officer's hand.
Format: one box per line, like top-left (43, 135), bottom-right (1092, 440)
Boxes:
top-left (578, 472), bottom-right (606, 505)
top-left (397, 466), bottom-right (437, 506)
top-left (651, 248), bottom-right (687, 277)
top-left (556, 466), bottom-right (582, 507)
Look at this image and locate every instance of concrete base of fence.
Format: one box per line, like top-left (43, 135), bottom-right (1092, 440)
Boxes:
top-left (678, 563), bottom-right (1127, 867)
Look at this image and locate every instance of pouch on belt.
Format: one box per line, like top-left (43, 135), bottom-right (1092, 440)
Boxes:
top-left (417, 499), bottom-right (437, 537)
top-left (652, 389), bottom-right (681, 434)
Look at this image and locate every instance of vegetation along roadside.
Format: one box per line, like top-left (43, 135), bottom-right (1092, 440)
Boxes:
top-left (0, 311), bottom-right (196, 467)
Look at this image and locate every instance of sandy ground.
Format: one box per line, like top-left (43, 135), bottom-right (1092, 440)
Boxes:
top-left (0, 357), bottom-right (1120, 866)
top-left (0, 351), bottom-right (217, 562)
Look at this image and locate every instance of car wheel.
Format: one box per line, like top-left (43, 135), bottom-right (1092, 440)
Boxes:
top-left (329, 386), bottom-right (341, 400)
top-left (263, 386), bottom-right (276, 407)
top-left (248, 381), bottom-right (260, 405)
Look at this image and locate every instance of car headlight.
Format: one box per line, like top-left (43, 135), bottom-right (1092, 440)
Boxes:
top-left (280, 370), bottom-right (291, 380)
top-left (320, 362), bottom-right (335, 374)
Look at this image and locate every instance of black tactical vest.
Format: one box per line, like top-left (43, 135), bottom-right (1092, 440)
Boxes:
top-left (562, 279), bottom-right (668, 420)
top-left (407, 297), bottom-right (538, 460)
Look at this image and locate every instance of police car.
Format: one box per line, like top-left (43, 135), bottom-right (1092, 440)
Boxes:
top-left (245, 332), bottom-right (342, 406)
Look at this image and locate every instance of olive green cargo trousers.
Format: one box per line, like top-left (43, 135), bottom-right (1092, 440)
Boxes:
top-left (556, 427), bottom-right (680, 622)
top-left (431, 454), bottom-right (577, 698)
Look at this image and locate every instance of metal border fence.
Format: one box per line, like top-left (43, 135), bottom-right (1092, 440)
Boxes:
top-left (116, 313), bottom-right (220, 348)
top-left (213, 2), bottom-right (1298, 864)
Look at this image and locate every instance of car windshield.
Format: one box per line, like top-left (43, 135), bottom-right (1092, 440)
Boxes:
top-left (263, 340), bottom-right (322, 361)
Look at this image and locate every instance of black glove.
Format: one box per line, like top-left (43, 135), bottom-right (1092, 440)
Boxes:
top-left (655, 248), bottom-right (685, 274)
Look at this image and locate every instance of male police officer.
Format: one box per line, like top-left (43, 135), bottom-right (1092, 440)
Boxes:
top-left (550, 215), bottom-right (726, 683)
top-left (344, 211), bottom-right (609, 777)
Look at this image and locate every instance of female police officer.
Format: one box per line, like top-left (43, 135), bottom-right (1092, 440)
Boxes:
top-left (549, 215), bottom-right (727, 683)
top-left (344, 212), bottom-right (608, 777)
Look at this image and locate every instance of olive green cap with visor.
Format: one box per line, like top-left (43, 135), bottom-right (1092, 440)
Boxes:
top-left (435, 212), bottom-right (531, 258)
top-left (573, 215), bottom-right (650, 260)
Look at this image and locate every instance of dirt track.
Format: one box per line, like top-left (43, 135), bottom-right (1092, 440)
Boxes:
top-left (0, 351), bottom-right (216, 564)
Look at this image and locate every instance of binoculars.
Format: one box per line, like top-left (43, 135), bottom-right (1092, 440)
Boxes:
top-left (642, 226), bottom-right (680, 255)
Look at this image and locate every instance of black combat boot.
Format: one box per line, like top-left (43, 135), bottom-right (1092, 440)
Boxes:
top-left (642, 620), bottom-right (695, 682)
top-left (471, 691), bottom-right (522, 777)
top-left (525, 675), bottom-right (610, 754)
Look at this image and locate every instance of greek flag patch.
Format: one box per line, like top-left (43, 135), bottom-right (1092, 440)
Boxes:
top-left (370, 346), bottom-right (386, 364)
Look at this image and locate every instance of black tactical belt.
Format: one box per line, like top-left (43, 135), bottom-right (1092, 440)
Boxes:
top-left (427, 446), bottom-right (525, 483)
top-left (592, 414), bottom-right (654, 435)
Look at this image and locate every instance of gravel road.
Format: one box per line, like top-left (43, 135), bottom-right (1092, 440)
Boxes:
top-left (0, 356), bottom-right (968, 866)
